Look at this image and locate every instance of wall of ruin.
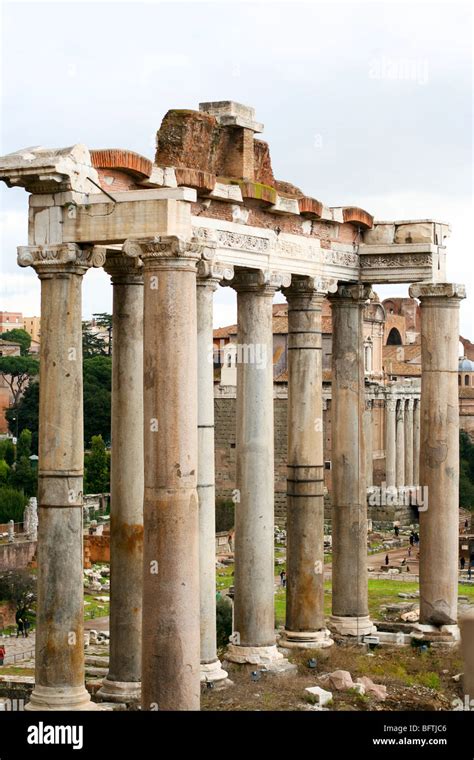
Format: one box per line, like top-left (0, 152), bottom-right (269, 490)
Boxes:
top-left (0, 541), bottom-right (36, 572)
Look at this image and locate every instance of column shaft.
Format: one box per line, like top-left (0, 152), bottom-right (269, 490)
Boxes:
top-left (410, 283), bottom-right (465, 627)
top-left (197, 268), bottom-right (229, 685)
top-left (283, 280), bottom-right (332, 648)
top-left (137, 236), bottom-right (201, 710)
top-left (18, 244), bottom-right (101, 711)
top-left (404, 398), bottom-right (414, 486)
top-left (413, 398), bottom-right (421, 485)
top-left (396, 400), bottom-right (405, 488)
top-left (364, 399), bottom-right (374, 488)
top-left (329, 284), bottom-right (374, 637)
top-left (98, 254), bottom-right (144, 703)
top-left (385, 399), bottom-right (397, 488)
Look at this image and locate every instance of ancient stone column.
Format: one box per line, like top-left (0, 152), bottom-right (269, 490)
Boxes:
top-left (409, 283), bottom-right (466, 628)
top-left (404, 398), bottom-right (414, 486)
top-left (396, 399), bottom-right (406, 488)
top-left (364, 398), bottom-right (374, 489)
top-left (97, 251), bottom-right (144, 704)
top-left (329, 284), bottom-right (375, 637)
top-left (17, 243), bottom-right (104, 711)
top-left (413, 397), bottom-right (421, 485)
top-left (125, 235), bottom-right (202, 710)
top-left (196, 256), bottom-right (232, 686)
top-left (460, 611), bottom-right (474, 705)
top-left (281, 277), bottom-right (333, 649)
top-left (226, 269), bottom-right (294, 671)
top-left (385, 398), bottom-right (397, 489)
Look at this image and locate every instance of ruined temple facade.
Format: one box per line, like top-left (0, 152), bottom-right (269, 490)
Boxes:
top-left (0, 101), bottom-right (465, 710)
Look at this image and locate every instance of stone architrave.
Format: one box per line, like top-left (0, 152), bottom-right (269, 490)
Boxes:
top-left (97, 251), bottom-right (144, 705)
top-left (409, 283), bottom-right (466, 628)
top-left (328, 283), bottom-right (376, 637)
top-left (17, 243), bottom-right (104, 712)
top-left (124, 235), bottom-right (203, 710)
top-left (196, 249), bottom-right (233, 686)
top-left (226, 268), bottom-right (295, 672)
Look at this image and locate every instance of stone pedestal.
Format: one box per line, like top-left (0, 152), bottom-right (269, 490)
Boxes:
top-left (127, 235), bottom-right (202, 710)
top-left (328, 284), bottom-right (374, 637)
top-left (396, 399), bottom-right (405, 488)
top-left (409, 283), bottom-right (465, 627)
top-left (197, 257), bottom-right (231, 687)
top-left (226, 269), bottom-right (293, 671)
top-left (281, 277), bottom-right (333, 650)
top-left (404, 398), bottom-right (414, 486)
top-left (18, 244), bottom-right (103, 711)
top-left (97, 252), bottom-right (144, 705)
top-left (385, 398), bottom-right (397, 488)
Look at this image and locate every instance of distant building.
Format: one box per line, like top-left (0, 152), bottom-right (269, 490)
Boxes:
top-left (23, 316), bottom-right (41, 343)
top-left (0, 311), bottom-right (23, 333)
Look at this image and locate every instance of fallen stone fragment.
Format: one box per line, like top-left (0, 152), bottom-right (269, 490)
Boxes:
top-left (356, 676), bottom-right (387, 700)
top-left (304, 686), bottom-right (333, 706)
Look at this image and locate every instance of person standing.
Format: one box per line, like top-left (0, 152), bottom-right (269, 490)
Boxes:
top-left (0, 644), bottom-right (5, 665)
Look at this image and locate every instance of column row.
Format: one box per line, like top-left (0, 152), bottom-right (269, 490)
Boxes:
top-left (385, 396), bottom-right (421, 489)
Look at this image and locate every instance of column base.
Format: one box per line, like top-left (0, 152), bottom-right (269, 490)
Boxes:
top-left (200, 659), bottom-right (232, 689)
top-left (410, 623), bottom-right (460, 647)
top-left (225, 643), bottom-right (296, 675)
top-left (280, 628), bottom-right (334, 649)
top-left (329, 615), bottom-right (377, 637)
top-left (25, 684), bottom-right (102, 711)
top-left (96, 677), bottom-right (141, 704)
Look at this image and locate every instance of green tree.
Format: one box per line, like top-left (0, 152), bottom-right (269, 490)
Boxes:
top-left (84, 435), bottom-right (110, 493)
top-left (1, 328), bottom-right (31, 356)
top-left (8, 356), bottom-right (112, 451)
top-left (0, 570), bottom-right (36, 621)
top-left (216, 597), bottom-right (233, 650)
top-left (0, 487), bottom-right (28, 523)
top-left (83, 356), bottom-right (111, 446)
top-left (10, 429), bottom-right (37, 497)
top-left (0, 459), bottom-right (10, 486)
top-left (93, 313), bottom-right (112, 356)
top-left (460, 432), bottom-right (474, 509)
top-left (82, 322), bottom-right (107, 358)
top-left (5, 381), bottom-right (39, 453)
top-left (0, 439), bottom-right (15, 466)
top-left (0, 356), bottom-right (39, 407)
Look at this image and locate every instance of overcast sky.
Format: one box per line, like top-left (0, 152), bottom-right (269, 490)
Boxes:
top-left (0, 0), bottom-right (472, 337)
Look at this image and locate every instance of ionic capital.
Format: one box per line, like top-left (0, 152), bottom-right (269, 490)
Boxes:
top-left (329, 282), bottom-right (374, 304)
top-left (123, 235), bottom-right (209, 273)
top-left (197, 244), bottom-right (234, 287)
top-left (283, 274), bottom-right (338, 302)
top-left (103, 249), bottom-right (143, 285)
top-left (386, 398), bottom-right (398, 413)
top-left (231, 268), bottom-right (291, 294)
top-left (17, 243), bottom-right (105, 276)
top-left (409, 282), bottom-right (466, 302)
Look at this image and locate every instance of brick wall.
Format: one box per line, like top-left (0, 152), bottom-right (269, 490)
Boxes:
top-left (0, 542), bottom-right (36, 572)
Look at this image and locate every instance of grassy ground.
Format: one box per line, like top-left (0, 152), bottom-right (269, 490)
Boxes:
top-left (84, 594), bottom-right (110, 621)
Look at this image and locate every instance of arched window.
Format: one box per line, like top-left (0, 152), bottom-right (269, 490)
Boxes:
top-left (227, 353), bottom-right (232, 368)
top-left (459, 374), bottom-right (462, 386)
top-left (387, 327), bottom-right (402, 346)
top-left (465, 375), bottom-right (470, 386)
